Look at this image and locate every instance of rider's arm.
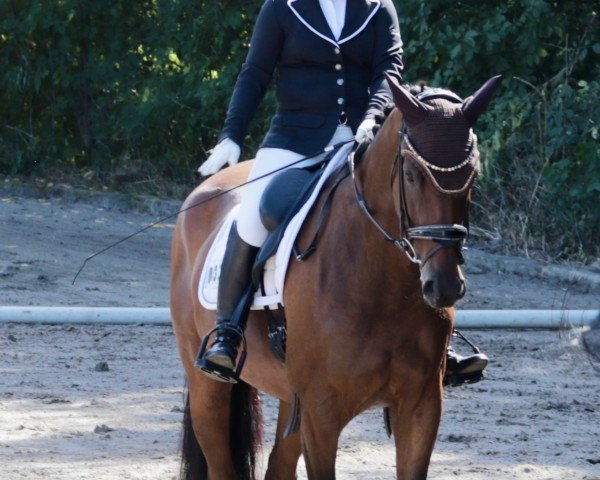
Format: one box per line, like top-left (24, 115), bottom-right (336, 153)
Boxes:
top-left (217, 1), bottom-right (284, 148)
top-left (364, 0), bottom-right (404, 120)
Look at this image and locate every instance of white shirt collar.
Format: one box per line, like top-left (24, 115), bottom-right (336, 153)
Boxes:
top-left (319, 0), bottom-right (347, 40)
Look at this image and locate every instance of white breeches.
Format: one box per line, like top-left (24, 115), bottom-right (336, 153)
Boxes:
top-left (237, 124), bottom-right (353, 246)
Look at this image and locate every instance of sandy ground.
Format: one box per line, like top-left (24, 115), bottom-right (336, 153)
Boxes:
top-left (2, 326), bottom-right (599, 480)
top-left (1, 188), bottom-right (599, 479)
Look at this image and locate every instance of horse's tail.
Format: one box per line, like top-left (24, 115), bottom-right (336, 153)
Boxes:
top-left (179, 381), bottom-right (263, 480)
top-left (230, 380), bottom-right (263, 480)
top-left (180, 389), bottom-right (207, 480)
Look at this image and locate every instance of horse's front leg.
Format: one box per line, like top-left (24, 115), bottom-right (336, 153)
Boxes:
top-left (390, 378), bottom-right (443, 480)
top-left (298, 387), bottom-right (349, 480)
top-left (265, 399), bottom-right (302, 480)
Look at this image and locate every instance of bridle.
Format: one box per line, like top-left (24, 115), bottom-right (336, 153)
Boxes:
top-left (350, 89), bottom-right (476, 267)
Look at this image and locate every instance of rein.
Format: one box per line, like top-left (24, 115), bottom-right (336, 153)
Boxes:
top-left (349, 151), bottom-right (421, 264)
top-left (349, 123), bottom-right (472, 268)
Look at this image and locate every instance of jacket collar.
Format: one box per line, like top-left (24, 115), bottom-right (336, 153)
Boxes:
top-left (287, 0), bottom-right (381, 47)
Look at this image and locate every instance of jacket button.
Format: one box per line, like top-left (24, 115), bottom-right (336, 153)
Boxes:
top-left (334, 47), bottom-right (340, 54)
top-left (337, 98), bottom-right (344, 105)
top-left (335, 64), bottom-right (342, 71)
top-left (337, 78), bottom-right (344, 86)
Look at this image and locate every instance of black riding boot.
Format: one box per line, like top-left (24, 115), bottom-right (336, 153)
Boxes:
top-left (195, 222), bottom-right (259, 382)
top-left (444, 330), bottom-right (489, 387)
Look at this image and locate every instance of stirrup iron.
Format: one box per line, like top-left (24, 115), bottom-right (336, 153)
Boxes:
top-left (195, 324), bottom-right (248, 384)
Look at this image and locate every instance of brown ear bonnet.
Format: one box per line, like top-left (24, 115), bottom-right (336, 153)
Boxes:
top-left (400, 88), bottom-right (480, 196)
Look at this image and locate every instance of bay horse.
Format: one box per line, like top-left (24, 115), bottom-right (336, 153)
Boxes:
top-left (170, 74), bottom-right (501, 479)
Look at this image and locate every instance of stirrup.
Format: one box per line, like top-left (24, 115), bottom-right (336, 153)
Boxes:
top-left (195, 324), bottom-right (248, 384)
top-left (453, 329), bottom-right (483, 354)
top-left (444, 329), bottom-right (488, 387)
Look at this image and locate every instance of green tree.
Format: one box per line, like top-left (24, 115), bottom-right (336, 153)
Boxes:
top-left (0, 0), bottom-right (597, 259)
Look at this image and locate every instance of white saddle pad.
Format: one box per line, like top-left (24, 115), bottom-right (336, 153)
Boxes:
top-left (198, 142), bottom-right (353, 310)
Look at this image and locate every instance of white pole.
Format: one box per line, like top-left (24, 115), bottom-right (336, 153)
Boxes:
top-left (0, 307), bottom-right (171, 325)
top-left (455, 309), bottom-right (598, 329)
top-left (0, 307), bottom-right (597, 329)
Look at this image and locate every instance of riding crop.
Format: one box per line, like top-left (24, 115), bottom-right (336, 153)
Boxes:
top-left (72, 139), bottom-right (356, 285)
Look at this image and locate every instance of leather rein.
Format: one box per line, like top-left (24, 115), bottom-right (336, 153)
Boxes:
top-left (349, 90), bottom-right (473, 268)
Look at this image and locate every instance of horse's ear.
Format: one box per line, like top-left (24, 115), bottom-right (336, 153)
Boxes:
top-left (462, 75), bottom-right (503, 125)
top-left (384, 72), bottom-right (432, 125)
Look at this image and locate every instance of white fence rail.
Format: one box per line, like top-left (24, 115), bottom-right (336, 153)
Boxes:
top-left (0, 307), bottom-right (597, 329)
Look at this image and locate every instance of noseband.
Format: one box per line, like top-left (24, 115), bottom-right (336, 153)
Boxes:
top-left (350, 89), bottom-right (475, 267)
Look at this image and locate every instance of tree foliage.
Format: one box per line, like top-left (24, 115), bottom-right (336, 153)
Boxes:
top-left (0, 0), bottom-right (597, 259)
top-left (397, 1), bottom-right (599, 259)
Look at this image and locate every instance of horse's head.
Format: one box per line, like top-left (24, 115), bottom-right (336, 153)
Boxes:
top-left (385, 74), bottom-right (502, 308)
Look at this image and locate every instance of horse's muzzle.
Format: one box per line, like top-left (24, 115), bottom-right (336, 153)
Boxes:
top-left (422, 275), bottom-right (466, 308)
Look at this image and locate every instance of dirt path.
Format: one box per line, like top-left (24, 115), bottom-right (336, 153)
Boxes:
top-left (1, 188), bottom-right (599, 479)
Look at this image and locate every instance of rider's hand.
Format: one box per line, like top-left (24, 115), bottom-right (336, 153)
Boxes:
top-left (198, 138), bottom-right (241, 176)
top-left (355, 118), bottom-right (377, 143)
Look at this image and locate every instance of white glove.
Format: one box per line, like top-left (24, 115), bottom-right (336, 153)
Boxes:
top-left (198, 138), bottom-right (241, 176)
top-left (354, 118), bottom-right (377, 143)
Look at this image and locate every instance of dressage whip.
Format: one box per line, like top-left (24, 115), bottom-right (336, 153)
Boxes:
top-left (72, 139), bottom-right (356, 285)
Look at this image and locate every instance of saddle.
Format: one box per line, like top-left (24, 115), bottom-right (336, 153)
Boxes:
top-left (252, 165), bottom-right (324, 288)
top-left (252, 165), bottom-right (324, 361)
top-left (197, 141), bottom-right (356, 361)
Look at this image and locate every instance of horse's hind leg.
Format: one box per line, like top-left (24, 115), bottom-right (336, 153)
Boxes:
top-left (187, 372), bottom-right (238, 479)
top-left (178, 341), bottom-right (239, 480)
top-left (175, 310), bottom-right (261, 479)
top-left (390, 380), bottom-right (443, 480)
top-left (265, 399), bottom-right (302, 480)
top-left (172, 307), bottom-right (237, 478)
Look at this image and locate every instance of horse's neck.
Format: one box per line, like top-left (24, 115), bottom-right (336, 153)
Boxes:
top-left (357, 109), bottom-right (402, 226)
top-left (316, 107), bottom-right (418, 312)
top-left (345, 110), bottom-right (409, 272)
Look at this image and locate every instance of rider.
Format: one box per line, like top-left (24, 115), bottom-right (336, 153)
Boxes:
top-left (197, 0), bottom-right (488, 384)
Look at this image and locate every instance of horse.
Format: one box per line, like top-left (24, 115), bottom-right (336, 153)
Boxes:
top-left (170, 74), bottom-right (502, 479)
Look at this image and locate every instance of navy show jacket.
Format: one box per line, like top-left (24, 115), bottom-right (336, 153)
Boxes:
top-left (218, 0), bottom-right (404, 155)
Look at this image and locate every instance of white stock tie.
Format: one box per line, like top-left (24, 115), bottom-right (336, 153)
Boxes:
top-left (319, 0), bottom-right (347, 40)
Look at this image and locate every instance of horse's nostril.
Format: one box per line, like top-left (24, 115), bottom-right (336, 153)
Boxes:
top-left (422, 277), bottom-right (465, 308)
top-left (423, 280), bottom-right (435, 297)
